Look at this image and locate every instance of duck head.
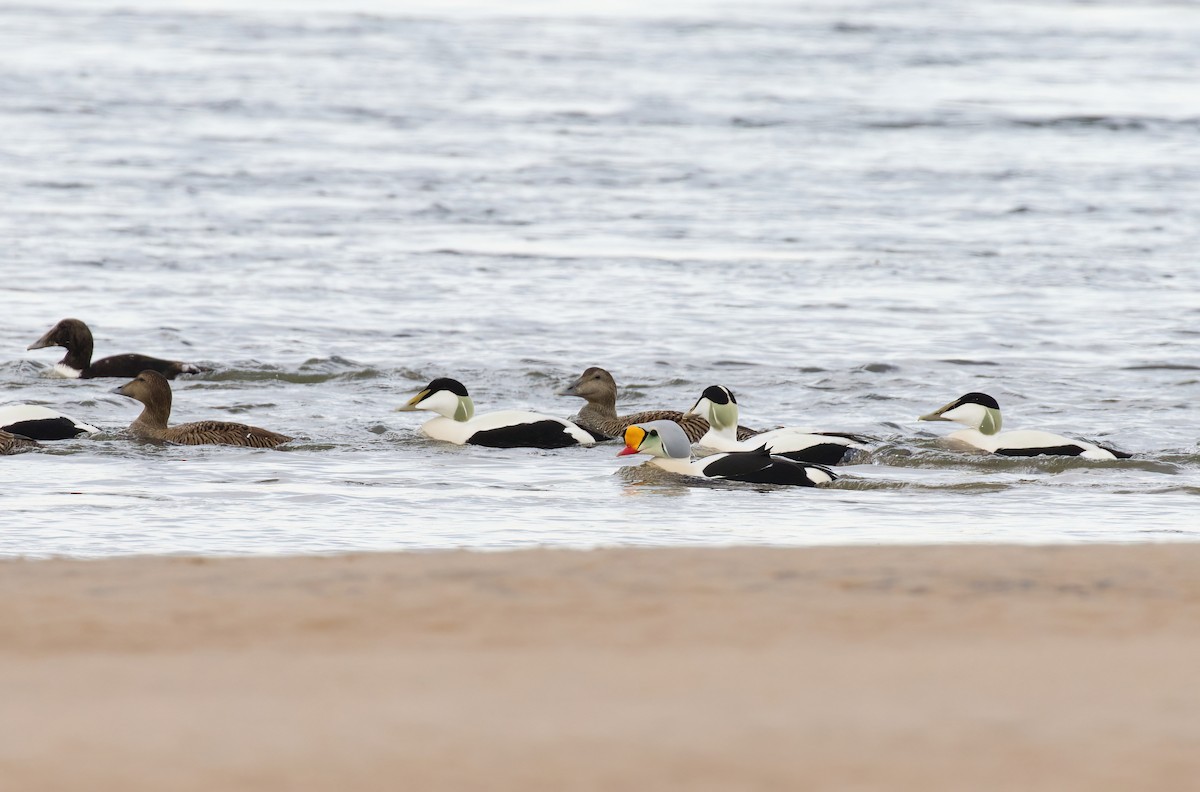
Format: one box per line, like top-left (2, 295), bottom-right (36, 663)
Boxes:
top-left (618, 420), bottom-right (692, 459)
top-left (558, 366), bottom-right (616, 401)
top-left (29, 318), bottom-right (93, 353)
top-left (113, 369), bottom-right (172, 407)
top-left (684, 385), bottom-right (739, 430)
top-left (919, 392), bottom-right (1002, 435)
top-left (398, 378), bottom-right (475, 421)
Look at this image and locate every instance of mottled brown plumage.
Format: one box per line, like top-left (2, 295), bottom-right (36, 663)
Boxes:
top-left (559, 366), bottom-right (758, 443)
top-left (0, 429), bottom-right (40, 455)
top-left (115, 370), bottom-right (292, 448)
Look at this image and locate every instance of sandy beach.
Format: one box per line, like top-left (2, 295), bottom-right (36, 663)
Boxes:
top-left (2, 544), bottom-right (1198, 791)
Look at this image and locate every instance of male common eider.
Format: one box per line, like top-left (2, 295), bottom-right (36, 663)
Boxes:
top-left (398, 377), bottom-right (595, 448)
top-left (685, 385), bottom-right (869, 466)
top-left (0, 405), bottom-right (99, 441)
top-left (28, 318), bottom-right (207, 379)
top-left (114, 370), bottom-right (292, 448)
top-left (559, 366), bottom-right (758, 443)
top-left (618, 420), bottom-right (836, 487)
top-left (0, 429), bottom-right (40, 455)
top-left (918, 392), bottom-right (1131, 460)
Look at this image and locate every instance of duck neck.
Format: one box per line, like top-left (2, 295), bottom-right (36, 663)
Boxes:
top-left (132, 395), bottom-right (172, 432)
top-left (61, 336), bottom-right (93, 371)
top-left (706, 402), bottom-right (740, 441)
top-left (977, 407), bottom-right (1002, 435)
top-left (578, 393), bottom-right (619, 424)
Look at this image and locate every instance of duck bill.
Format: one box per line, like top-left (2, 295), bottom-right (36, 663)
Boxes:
top-left (917, 402), bottom-right (955, 422)
top-left (396, 389), bottom-right (430, 412)
top-left (556, 378), bottom-right (581, 397)
top-left (27, 329), bottom-right (56, 351)
top-left (617, 445), bottom-right (640, 456)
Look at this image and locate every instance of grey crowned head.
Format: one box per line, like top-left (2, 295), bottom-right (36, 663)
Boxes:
top-left (620, 419), bottom-right (693, 459)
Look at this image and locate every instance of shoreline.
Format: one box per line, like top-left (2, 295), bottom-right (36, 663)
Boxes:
top-left (3, 543), bottom-right (1198, 790)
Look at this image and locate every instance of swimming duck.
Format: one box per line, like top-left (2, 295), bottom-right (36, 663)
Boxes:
top-left (559, 366), bottom-right (758, 443)
top-left (398, 377), bottom-right (595, 448)
top-left (114, 370), bottom-right (292, 448)
top-left (0, 405), bottom-right (99, 440)
top-left (618, 420), bottom-right (836, 487)
top-left (918, 392), bottom-right (1131, 460)
top-left (685, 385), bottom-right (869, 466)
top-left (28, 318), bottom-right (207, 379)
top-left (0, 429), bottom-right (40, 455)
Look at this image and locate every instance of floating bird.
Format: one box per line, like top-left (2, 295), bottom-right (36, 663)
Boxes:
top-left (0, 405), bottom-right (99, 440)
top-left (685, 385), bottom-right (869, 466)
top-left (559, 366), bottom-right (757, 442)
top-left (399, 377), bottom-right (595, 448)
top-left (918, 392), bottom-right (1131, 460)
top-left (28, 318), bottom-right (207, 379)
top-left (114, 370), bottom-right (291, 448)
top-left (0, 429), bottom-right (40, 455)
top-left (618, 420), bottom-right (836, 486)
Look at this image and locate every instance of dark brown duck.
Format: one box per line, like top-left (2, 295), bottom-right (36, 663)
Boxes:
top-left (28, 318), bottom-right (208, 379)
top-left (559, 366), bottom-right (759, 443)
top-left (115, 370), bottom-right (292, 448)
top-left (0, 429), bottom-right (40, 455)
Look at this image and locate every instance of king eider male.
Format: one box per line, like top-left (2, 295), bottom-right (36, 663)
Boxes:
top-left (618, 420), bottom-right (836, 487)
top-left (685, 385), bottom-right (870, 466)
top-left (29, 318), bottom-right (208, 379)
top-left (0, 429), bottom-right (40, 455)
top-left (918, 392), bottom-right (1131, 460)
top-left (0, 405), bottom-right (99, 441)
top-left (114, 370), bottom-right (292, 448)
top-left (398, 378), bottom-right (595, 448)
top-left (559, 366), bottom-right (758, 443)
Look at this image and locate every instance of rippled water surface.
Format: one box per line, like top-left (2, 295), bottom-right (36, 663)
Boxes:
top-left (3, 0), bottom-right (1199, 556)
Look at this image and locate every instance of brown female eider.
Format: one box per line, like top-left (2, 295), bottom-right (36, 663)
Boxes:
top-left (0, 429), bottom-right (40, 455)
top-left (114, 370), bottom-right (292, 448)
top-left (28, 318), bottom-right (208, 379)
top-left (558, 366), bottom-right (759, 443)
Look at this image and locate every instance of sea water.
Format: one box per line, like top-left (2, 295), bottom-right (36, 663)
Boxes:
top-left (2, 0), bottom-right (1198, 556)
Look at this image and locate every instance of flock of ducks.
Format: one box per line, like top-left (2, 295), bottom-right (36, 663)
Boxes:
top-left (3, 318), bottom-right (1134, 487)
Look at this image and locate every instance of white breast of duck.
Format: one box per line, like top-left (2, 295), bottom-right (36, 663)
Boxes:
top-left (686, 385), bottom-right (867, 467)
top-left (619, 420), bottom-right (836, 487)
top-left (399, 378), bottom-right (594, 449)
top-left (919, 392), bottom-right (1131, 460)
top-left (51, 362), bottom-right (84, 379)
top-left (0, 405), bottom-right (99, 440)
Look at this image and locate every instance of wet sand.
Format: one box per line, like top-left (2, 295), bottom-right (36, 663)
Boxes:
top-left (2, 544), bottom-right (1198, 791)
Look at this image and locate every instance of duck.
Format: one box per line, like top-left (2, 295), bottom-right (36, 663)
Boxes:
top-left (114, 370), bottom-right (292, 448)
top-left (559, 366), bottom-right (758, 443)
top-left (918, 392), bottom-right (1131, 460)
top-left (0, 405), bottom-right (99, 440)
top-left (398, 377), bottom-right (595, 448)
top-left (685, 385), bottom-right (870, 466)
top-left (28, 318), bottom-right (208, 379)
top-left (618, 420), bottom-right (836, 487)
top-left (0, 429), bottom-right (40, 455)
